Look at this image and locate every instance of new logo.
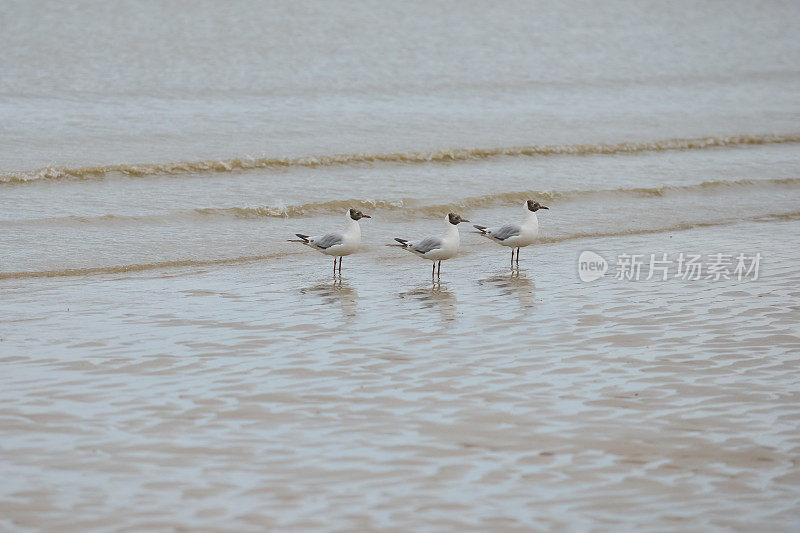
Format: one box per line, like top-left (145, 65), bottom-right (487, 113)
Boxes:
top-left (578, 251), bottom-right (608, 282)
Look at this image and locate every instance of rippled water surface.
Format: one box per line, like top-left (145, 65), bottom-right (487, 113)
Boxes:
top-left (2, 0), bottom-right (800, 530)
top-left (3, 220), bottom-right (800, 530)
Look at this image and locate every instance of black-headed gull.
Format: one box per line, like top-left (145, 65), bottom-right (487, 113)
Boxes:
top-left (290, 208), bottom-right (371, 275)
top-left (473, 200), bottom-right (548, 265)
top-left (392, 212), bottom-right (470, 277)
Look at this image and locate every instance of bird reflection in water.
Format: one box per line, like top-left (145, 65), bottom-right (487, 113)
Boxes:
top-left (300, 278), bottom-right (358, 318)
top-left (399, 280), bottom-right (457, 322)
top-left (479, 269), bottom-right (536, 309)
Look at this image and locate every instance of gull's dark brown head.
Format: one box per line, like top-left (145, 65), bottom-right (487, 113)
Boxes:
top-left (527, 199), bottom-right (549, 212)
top-left (349, 208), bottom-right (371, 220)
top-left (448, 212), bottom-right (470, 225)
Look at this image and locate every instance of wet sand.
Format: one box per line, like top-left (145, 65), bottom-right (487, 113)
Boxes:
top-left (2, 218), bottom-right (799, 530)
top-left (3, 0), bottom-right (800, 529)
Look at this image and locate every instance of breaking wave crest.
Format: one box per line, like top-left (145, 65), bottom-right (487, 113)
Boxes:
top-left (201, 177), bottom-right (800, 220)
top-left (3, 133), bottom-right (799, 184)
top-left (7, 177), bottom-right (797, 227)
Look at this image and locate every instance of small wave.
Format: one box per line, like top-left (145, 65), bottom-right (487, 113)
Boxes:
top-left (0, 253), bottom-right (286, 280)
top-left (5, 177), bottom-right (796, 227)
top-left (195, 198), bottom-right (411, 219)
top-left (394, 177), bottom-right (800, 218)
top-left (3, 211), bottom-right (798, 280)
top-left (538, 211), bottom-right (800, 245)
top-left (3, 133), bottom-right (799, 184)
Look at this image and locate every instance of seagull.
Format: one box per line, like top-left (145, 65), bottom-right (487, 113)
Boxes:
top-left (473, 199), bottom-right (549, 266)
top-left (392, 212), bottom-right (470, 277)
top-left (290, 208), bottom-right (371, 275)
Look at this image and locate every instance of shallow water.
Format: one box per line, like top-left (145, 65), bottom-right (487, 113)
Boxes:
top-left (3, 220), bottom-right (800, 530)
top-left (3, 1), bottom-right (800, 171)
top-left (2, 0), bottom-right (800, 530)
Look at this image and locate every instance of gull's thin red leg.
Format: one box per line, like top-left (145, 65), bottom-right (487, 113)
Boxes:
top-left (432, 262), bottom-right (436, 277)
top-left (437, 260), bottom-right (441, 277)
top-left (338, 256), bottom-right (342, 275)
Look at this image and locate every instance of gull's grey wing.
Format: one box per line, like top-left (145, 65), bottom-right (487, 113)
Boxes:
top-left (412, 237), bottom-right (443, 254)
top-left (490, 224), bottom-right (521, 241)
top-left (311, 233), bottom-right (344, 249)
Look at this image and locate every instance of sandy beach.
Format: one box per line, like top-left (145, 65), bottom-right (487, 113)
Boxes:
top-left (2, 0), bottom-right (799, 530)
